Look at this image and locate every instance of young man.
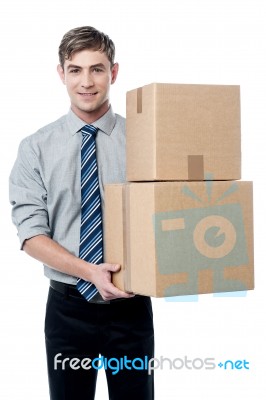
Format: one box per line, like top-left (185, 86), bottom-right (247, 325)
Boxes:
top-left (9, 26), bottom-right (154, 400)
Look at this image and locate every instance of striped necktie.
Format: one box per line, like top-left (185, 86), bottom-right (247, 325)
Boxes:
top-left (77, 124), bottom-right (103, 301)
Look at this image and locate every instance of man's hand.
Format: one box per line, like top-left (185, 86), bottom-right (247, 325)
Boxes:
top-left (23, 236), bottom-right (134, 301)
top-left (90, 263), bottom-right (134, 301)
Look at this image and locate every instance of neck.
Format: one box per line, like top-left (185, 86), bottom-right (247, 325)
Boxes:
top-left (71, 101), bottom-right (110, 124)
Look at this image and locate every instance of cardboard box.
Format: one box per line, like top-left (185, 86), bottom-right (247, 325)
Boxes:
top-left (104, 181), bottom-right (254, 297)
top-left (126, 83), bottom-right (241, 181)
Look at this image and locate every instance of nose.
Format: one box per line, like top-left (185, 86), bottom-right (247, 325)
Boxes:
top-left (81, 70), bottom-right (93, 88)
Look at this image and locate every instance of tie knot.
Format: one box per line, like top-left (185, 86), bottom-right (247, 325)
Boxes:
top-left (81, 124), bottom-right (98, 137)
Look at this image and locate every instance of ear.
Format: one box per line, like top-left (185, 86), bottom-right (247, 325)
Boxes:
top-left (111, 63), bottom-right (119, 84)
top-left (57, 64), bottom-right (66, 84)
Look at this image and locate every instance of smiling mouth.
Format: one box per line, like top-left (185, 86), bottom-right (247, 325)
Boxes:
top-left (79, 92), bottom-right (98, 96)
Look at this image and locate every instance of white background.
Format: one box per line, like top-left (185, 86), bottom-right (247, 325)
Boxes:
top-left (1, 0), bottom-right (265, 398)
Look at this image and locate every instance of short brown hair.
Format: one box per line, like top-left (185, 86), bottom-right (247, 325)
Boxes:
top-left (58, 26), bottom-right (115, 68)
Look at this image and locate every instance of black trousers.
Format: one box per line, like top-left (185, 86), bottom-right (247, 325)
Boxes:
top-left (45, 286), bottom-right (154, 400)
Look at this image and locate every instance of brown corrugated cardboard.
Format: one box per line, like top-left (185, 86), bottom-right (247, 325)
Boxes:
top-left (104, 181), bottom-right (254, 298)
top-left (126, 83), bottom-right (241, 181)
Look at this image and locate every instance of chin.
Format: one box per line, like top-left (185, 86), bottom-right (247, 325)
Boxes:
top-left (78, 104), bottom-right (98, 113)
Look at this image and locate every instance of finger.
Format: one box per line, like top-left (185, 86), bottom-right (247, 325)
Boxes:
top-left (104, 285), bottom-right (135, 300)
top-left (113, 285), bottom-right (135, 297)
top-left (106, 264), bottom-right (121, 272)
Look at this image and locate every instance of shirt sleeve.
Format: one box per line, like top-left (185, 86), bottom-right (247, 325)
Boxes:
top-left (9, 137), bottom-right (51, 249)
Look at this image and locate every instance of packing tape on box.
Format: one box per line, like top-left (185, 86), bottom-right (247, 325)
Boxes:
top-left (137, 87), bottom-right (142, 113)
top-left (122, 185), bottom-right (132, 292)
top-left (188, 155), bottom-right (204, 180)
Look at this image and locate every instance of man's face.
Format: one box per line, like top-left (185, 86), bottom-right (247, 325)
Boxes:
top-left (57, 49), bottom-right (118, 123)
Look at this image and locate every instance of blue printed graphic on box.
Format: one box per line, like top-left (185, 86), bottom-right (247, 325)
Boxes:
top-left (153, 182), bottom-right (249, 297)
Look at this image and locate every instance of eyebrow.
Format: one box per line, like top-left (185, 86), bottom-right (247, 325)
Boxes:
top-left (66, 63), bottom-right (106, 70)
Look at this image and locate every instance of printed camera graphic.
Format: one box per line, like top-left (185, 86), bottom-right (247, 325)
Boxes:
top-left (153, 185), bottom-right (250, 296)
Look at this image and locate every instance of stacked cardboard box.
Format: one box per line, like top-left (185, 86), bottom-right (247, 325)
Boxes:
top-left (105, 83), bottom-right (254, 298)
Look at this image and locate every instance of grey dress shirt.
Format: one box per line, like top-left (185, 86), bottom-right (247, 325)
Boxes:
top-left (9, 107), bottom-right (126, 285)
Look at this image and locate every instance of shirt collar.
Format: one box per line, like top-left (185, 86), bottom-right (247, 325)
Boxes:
top-left (67, 107), bottom-right (116, 137)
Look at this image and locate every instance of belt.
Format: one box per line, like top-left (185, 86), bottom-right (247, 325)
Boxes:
top-left (50, 280), bottom-right (110, 304)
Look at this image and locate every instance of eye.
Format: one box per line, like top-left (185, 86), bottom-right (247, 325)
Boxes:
top-left (93, 67), bottom-right (104, 73)
top-left (69, 68), bottom-right (80, 74)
